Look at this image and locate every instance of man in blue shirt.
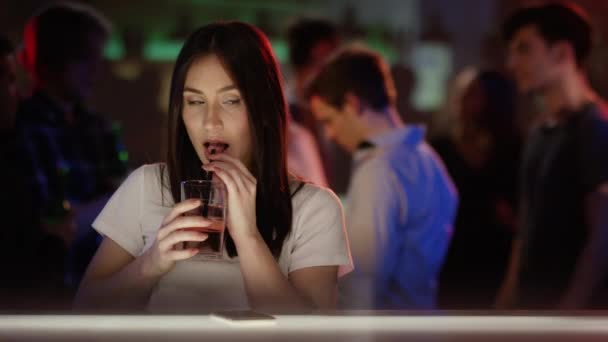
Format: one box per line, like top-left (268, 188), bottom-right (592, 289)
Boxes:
top-left (306, 47), bottom-right (458, 309)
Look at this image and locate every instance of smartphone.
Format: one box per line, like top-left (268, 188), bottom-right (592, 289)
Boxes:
top-left (210, 310), bottom-right (277, 326)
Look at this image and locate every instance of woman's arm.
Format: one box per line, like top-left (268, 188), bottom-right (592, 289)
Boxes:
top-left (74, 200), bottom-right (212, 311)
top-left (236, 234), bottom-right (338, 312)
top-left (73, 237), bottom-right (158, 311)
top-left (205, 154), bottom-right (340, 313)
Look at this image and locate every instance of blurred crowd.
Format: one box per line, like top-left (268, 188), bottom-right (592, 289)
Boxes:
top-left (1, 1), bottom-right (608, 312)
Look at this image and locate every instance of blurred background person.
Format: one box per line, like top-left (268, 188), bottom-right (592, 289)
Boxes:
top-left (307, 46), bottom-right (458, 309)
top-left (0, 34), bottom-right (75, 310)
top-left (390, 64), bottom-right (419, 124)
top-left (286, 18), bottom-right (347, 191)
top-left (287, 18), bottom-right (340, 134)
top-left (0, 34), bottom-right (35, 305)
top-left (430, 67), bottom-right (479, 140)
top-left (283, 19), bottom-right (331, 187)
top-left (0, 35), bottom-right (18, 126)
top-left (496, 3), bottom-right (608, 310)
top-left (433, 70), bottom-right (521, 309)
top-left (16, 2), bottom-right (127, 292)
top-left (286, 118), bottom-right (328, 187)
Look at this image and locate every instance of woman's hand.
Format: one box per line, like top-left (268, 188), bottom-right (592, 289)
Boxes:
top-left (140, 199), bottom-right (210, 278)
top-left (203, 153), bottom-right (260, 246)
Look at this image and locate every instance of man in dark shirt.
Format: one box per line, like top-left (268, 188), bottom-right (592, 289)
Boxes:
top-left (0, 35), bottom-right (75, 309)
top-left (0, 35), bottom-right (34, 292)
top-left (17, 3), bottom-right (126, 289)
top-left (496, 3), bottom-right (608, 310)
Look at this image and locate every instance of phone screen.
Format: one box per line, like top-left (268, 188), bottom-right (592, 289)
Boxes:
top-left (210, 310), bottom-right (277, 326)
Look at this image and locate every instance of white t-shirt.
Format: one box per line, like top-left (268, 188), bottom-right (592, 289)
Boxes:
top-left (93, 164), bottom-right (353, 312)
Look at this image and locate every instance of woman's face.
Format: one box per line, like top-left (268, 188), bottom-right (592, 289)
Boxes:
top-left (182, 54), bottom-right (253, 168)
top-left (460, 79), bottom-right (485, 124)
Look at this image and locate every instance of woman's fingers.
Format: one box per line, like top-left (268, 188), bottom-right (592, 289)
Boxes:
top-left (204, 162), bottom-right (241, 195)
top-left (209, 153), bottom-right (256, 184)
top-left (162, 199), bottom-right (202, 226)
top-left (167, 248), bottom-right (200, 260)
top-left (157, 215), bottom-right (211, 240)
top-left (205, 161), bottom-right (250, 193)
top-left (159, 230), bottom-right (208, 251)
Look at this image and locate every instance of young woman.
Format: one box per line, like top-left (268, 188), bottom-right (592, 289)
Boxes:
top-left (74, 21), bottom-right (352, 313)
top-left (432, 70), bottom-right (522, 309)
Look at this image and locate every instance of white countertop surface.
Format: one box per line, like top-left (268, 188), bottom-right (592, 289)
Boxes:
top-left (2, 312), bottom-right (608, 341)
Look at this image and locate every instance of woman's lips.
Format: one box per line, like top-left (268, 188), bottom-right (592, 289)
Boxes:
top-left (203, 142), bottom-right (229, 161)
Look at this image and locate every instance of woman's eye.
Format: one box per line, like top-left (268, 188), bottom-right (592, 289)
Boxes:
top-left (187, 100), bottom-right (205, 105)
top-left (223, 98), bottom-right (241, 106)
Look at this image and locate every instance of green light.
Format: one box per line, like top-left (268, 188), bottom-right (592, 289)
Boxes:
top-left (104, 34), bottom-right (125, 60)
top-left (143, 39), bottom-right (184, 61)
top-left (187, 0), bottom-right (319, 12)
top-left (271, 39), bottom-right (288, 64)
top-left (366, 39), bottom-right (397, 64)
top-left (140, 38), bottom-right (287, 63)
top-left (119, 151), bottom-right (129, 162)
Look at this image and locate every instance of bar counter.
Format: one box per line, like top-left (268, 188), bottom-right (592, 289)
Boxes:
top-left (2, 311), bottom-right (608, 341)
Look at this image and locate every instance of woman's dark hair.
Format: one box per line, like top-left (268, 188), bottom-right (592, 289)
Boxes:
top-left (470, 70), bottom-right (521, 147)
top-left (161, 21), bottom-right (292, 258)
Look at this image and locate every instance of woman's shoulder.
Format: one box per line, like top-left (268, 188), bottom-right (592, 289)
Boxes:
top-left (291, 181), bottom-right (343, 216)
top-left (119, 163), bottom-right (170, 203)
top-left (127, 163), bottom-right (166, 182)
